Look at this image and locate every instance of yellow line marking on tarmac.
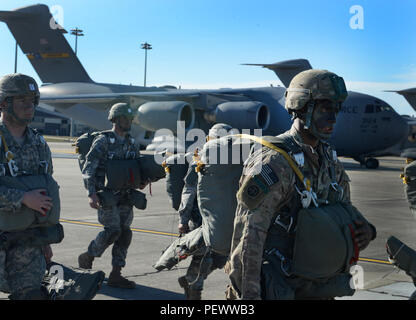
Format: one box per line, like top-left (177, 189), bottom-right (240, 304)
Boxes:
top-left (60, 218), bottom-right (394, 265)
top-left (51, 149), bottom-right (77, 155)
top-left (59, 218), bottom-right (179, 237)
top-left (359, 257), bottom-right (392, 265)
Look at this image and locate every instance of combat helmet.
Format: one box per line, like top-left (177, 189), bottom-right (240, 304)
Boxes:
top-left (207, 123), bottom-right (233, 141)
top-left (108, 103), bottom-right (137, 122)
top-left (0, 73), bottom-right (40, 105)
top-left (284, 69), bottom-right (347, 135)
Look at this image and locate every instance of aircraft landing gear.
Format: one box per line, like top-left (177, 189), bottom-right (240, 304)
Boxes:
top-left (353, 157), bottom-right (380, 169)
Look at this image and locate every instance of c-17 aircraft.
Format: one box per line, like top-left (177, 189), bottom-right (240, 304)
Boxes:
top-left (369, 88), bottom-right (416, 159)
top-left (0, 4), bottom-right (409, 169)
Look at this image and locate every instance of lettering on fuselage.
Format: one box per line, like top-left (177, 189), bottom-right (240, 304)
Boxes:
top-left (340, 105), bottom-right (358, 114)
top-left (360, 117), bottom-right (378, 134)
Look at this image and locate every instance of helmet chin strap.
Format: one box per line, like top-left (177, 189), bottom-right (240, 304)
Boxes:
top-left (303, 101), bottom-right (315, 130)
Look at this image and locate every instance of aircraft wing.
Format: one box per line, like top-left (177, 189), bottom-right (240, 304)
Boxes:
top-left (386, 88), bottom-right (416, 112)
top-left (40, 88), bottom-right (254, 107)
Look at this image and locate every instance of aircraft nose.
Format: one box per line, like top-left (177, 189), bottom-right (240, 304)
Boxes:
top-left (390, 113), bottom-right (409, 146)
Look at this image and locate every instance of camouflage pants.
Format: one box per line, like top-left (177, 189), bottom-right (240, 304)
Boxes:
top-left (0, 243), bottom-right (46, 299)
top-left (88, 202), bottom-right (134, 268)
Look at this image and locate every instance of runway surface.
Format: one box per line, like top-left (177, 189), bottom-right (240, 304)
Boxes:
top-left (1, 142), bottom-right (415, 300)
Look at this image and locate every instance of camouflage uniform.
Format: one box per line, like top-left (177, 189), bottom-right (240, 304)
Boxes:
top-left (0, 122), bottom-right (53, 299)
top-left (225, 127), bottom-right (355, 299)
top-left (226, 69), bottom-right (376, 300)
top-left (82, 130), bottom-right (140, 268)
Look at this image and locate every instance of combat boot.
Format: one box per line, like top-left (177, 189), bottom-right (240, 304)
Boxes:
top-left (107, 266), bottom-right (136, 289)
top-left (78, 252), bottom-right (94, 269)
top-left (178, 276), bottom-right (202, 300)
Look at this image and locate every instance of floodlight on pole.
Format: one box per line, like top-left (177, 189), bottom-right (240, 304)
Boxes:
top-left (69, 27), bottom-right (84, 137)
top-left (141, 42), bottom-right (152, 87)
top-left (70, 27), bottom-right (84, 56)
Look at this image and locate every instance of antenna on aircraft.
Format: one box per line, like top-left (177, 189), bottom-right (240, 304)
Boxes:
top-left (141, 42), bottom-right (152, 87)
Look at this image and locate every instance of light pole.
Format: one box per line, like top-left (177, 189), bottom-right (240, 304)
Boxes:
top-left (141, 42), bottom-right (152, 87)
top-left (14, 41), bottom-right (18, 73)
top-left (69, 28), bottom-right (84, 137)
top-left (70, 27), bottom-right (84, 56)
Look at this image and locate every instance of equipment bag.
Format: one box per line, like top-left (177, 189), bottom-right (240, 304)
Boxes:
top-left (0, 174), bottom-right (60, 232)
top-left (43, 262), bottom-right (105, 300)
top-left (139, 153), bottom-right (166, 184)
top-left (387, 236), bottom-right (416, 280)
top-left (153, 227), bottom-right (205, 271)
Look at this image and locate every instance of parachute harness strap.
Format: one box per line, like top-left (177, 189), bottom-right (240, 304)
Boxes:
top-left (235, 134), bottom-right (318, 208)
top-left (0, 131), bottom-right (18, 177)
top-left (236, 134), bottom-right (312, 192)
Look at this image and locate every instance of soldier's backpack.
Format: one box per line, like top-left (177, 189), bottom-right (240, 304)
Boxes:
top-left (197, 135), bottom-right (252, 256)
top-left (43, 262), bottom-right (105, 300)
top-left (74, 130), bottom-right (112, 172)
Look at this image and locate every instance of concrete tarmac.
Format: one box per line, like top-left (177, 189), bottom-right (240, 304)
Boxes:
top-left (1, 142), bottom-right (415, 300)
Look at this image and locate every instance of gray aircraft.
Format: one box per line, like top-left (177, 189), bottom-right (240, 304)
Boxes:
top-left (370, 88), bottom-right (416, 159)
top-left (0, 4), bottom-right (409, 168)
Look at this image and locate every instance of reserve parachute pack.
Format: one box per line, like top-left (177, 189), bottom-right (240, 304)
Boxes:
top-left (0, 129), bottom-right (61, 232)
top-left (74, 131), bottom-right (165, 191)
top-left (0, 175), bottom-right (60, 232)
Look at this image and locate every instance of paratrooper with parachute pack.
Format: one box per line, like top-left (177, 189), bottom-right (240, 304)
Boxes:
top-left (226, 69), bottom-right (377, 300)
top-left (77, 102), bottom-right (145, 289)
top-left (0, 73), bottom-right (64, 299)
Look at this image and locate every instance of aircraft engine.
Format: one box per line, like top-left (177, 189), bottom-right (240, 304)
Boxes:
top-left (206, 101), bottom-right (270, 130)
top-left (137, 101), bottom-right (195, 132)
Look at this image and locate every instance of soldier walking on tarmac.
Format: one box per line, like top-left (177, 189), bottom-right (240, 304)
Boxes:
top-left (78, 103), bottom-right (141, 289)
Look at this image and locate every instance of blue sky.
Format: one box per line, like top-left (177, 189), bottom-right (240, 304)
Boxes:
top-left (0, 0), bottom-right (415, 114)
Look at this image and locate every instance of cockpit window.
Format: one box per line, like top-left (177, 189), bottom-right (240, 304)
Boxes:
top-left (365, 104), bottom-right (374, 113)
top-left (375, 105), bottom-right (382, 113)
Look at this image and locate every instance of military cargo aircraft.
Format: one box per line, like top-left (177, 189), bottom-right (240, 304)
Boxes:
top-left (0, 4), bottom-right (409, 169)
top-left (370, 88), bottom-right (416, 159)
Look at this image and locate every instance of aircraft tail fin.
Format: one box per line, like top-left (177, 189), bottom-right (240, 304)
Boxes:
top-left (0, 4), bottom-right (93, 84)
top-left (386, 88), bottom-right (416, 112)
top-left (242, 59), bottom-right (312, 87)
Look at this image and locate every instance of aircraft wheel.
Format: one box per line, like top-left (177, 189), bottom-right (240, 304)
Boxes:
top-left (365, 158), bottom-right (379, 169)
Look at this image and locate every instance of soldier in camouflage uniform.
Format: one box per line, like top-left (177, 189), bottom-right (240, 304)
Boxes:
top-left (177, 123), bottom-right (232, 300)
top-left (0, 74), bottom-right (54, 299)
top-left (78, 103), bottom-right (140, 289)
top-left (225, 70), bottom-right (377, 300)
